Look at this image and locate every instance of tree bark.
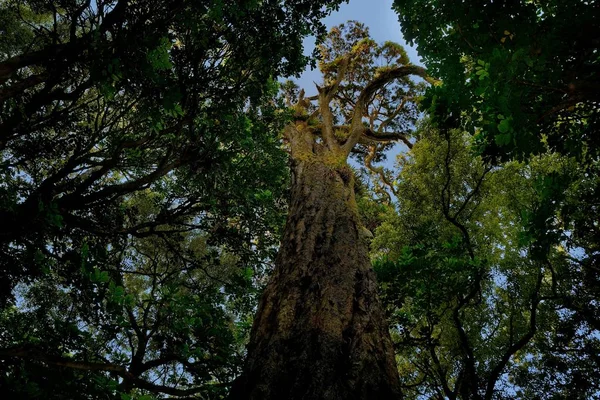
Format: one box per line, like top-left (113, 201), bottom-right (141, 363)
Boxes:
top-left (229, 156), bottom-right (401, 400)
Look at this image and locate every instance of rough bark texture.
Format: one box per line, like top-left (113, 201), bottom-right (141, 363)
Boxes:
top-left (229, 157), bottom-right (401, 400)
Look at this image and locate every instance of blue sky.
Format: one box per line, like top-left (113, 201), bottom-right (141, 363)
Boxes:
top-left (297, 0), bottom-right (422, 95)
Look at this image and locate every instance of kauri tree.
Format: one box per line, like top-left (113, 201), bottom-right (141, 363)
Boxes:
top-left (229, 21), bottom-right (429, 400)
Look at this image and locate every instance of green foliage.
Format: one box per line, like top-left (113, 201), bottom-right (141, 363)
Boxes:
top-left (0, 0), bottom-right (346, 398)
top-left (2, 1), bottom-right (597, 397)
top-left (372, 124), bottom-right (600, 399)
top-left (389, 2), bottom-right (600, 396)
top-left (394, 0), bottom-right (599, 160)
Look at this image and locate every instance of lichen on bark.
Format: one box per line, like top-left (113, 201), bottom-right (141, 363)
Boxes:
top-left (230, 144), bottom-right (402, 399)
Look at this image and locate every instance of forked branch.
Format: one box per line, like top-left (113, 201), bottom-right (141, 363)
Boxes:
top-left (343, 65), bottom-right (430, 154)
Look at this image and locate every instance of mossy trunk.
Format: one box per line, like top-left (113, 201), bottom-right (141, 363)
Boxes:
top-left (229, 158), bottom-right (401, 400)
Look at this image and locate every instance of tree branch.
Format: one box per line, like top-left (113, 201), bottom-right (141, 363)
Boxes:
top-left (361, 128), bottom-right (413, 148)
top-left (0, 345), bottom-right (228, 397)
top-left (484, 270), bottom-right (543, 400)
top-left (365, 143), bottom-right (397, 203)
top-left (343, 65), bottom-right (430, 154)
top-left (318, 56), bottom-right (350, 150)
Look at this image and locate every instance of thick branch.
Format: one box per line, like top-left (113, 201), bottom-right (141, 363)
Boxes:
top-left (365, 144), bottom-right (397, 203)
top-left (0, 44), bottom-right (71, 84)
top-left (451, 279), bottom-right (484, 400)
top-left (0, 73), bottom-right (49, 104)
top-left (0, 346), bottom-right (130, 375)
top-left (308, 124), bottom-right (413, 148)
top-left (343, 65), bottom-right (430, 154)
top-left (0, 346), bottom-right (227, 397)
top-left (361, 128), bottom-right (413, 148)
top-left (318, 56), bottom-right (350, 150)
top-left (0, 0), bottom-right (130, 86)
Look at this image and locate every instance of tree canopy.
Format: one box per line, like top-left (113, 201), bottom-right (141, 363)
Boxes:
top-left (394, 0), bottom-right (599, 160)
top-left (0, 0), bottom-right (345, 398)
top-left (383, 0), bottom-right (600, 397)
top-left (1, 0), bottom-right (599, 399)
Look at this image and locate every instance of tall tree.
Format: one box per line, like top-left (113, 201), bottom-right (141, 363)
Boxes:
top-left (229, 21), bottom-right (429, 400)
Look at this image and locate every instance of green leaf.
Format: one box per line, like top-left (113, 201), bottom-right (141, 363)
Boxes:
top-left (495, 133), bottom-right (511, 146)
top-left (498, 118), bottom-right (511, 133)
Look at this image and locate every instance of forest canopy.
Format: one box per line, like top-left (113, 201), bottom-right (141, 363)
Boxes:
top-left (0, 0), bottom-right (598, 399)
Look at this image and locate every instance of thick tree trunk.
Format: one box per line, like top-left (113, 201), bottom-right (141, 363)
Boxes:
top-left (229, 158), bottom-right (401, 400)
